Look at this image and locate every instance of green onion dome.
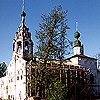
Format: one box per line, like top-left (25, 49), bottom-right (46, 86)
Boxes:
top-left (74, 31), bottom-right (80, 39)
top-left (74, 40), bottom-right (81, 47)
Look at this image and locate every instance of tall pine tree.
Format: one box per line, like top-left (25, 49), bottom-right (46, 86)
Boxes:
top-left (31, 6), bottom-right (72, 100)
top-left (36, 5), bottom-right (71, 61)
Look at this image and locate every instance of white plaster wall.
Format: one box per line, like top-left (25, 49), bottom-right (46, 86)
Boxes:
top-left (70, 57), bottom-right (79, 65)
top-left (5, 57), bottom-right (27, 100)
top-left (78, 57), bottom-right (97, 77)
top-left (15, 58), bottom-right (27, 100)
top-left (7, 60), bottom-right (15, 98)
top-left (0, 76), bottom-right (8, 99)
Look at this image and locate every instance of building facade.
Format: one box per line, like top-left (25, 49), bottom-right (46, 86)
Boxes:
top-left (0, 5), bottom-right (33, 100)
top-left (67, 30), bottom-right (100, 97)
top-left (0, 2), bottom-right (100, 100)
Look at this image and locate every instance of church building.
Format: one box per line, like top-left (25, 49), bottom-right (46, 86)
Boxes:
top-left (67, 30), bottom-right (100, 96)
top-left (0, 1), bottom-right (33, 100)
top-left (0, 1), bottom-right (100, 100)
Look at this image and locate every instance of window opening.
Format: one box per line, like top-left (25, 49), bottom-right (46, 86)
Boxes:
top-left (25, 41), bottom-right (29, 53)
top-left (17, 41), bottom-right (22, 52)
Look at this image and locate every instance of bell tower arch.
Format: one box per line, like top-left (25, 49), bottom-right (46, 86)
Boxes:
top-left (12, 0), bottom-right (33, 61)
top-left (7, 1), bottom-right (33, 100)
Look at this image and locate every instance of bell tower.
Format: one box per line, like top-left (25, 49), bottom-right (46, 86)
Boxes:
top-left (12, 0), bottom-right (33, 61)
top-left (6, 1), bottom-right (33, 100)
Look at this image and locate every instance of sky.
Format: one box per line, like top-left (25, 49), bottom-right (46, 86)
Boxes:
top-left (0, 0), bottom-right (100, 65)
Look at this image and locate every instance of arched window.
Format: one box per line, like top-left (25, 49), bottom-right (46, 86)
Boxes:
top-left (13, 42), bottom-right (15, 51)
top-left (25, 41), bottom-right (29, 53)
top-left (90, 73), bottom-right (94, 83)
top-left (17, 41), bottom-right (22, 52)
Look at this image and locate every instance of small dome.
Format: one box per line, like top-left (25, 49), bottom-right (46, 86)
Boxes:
top-left (74, 31), bottom-right (80, 39)
top-left (74, 40), bottom-right (81, 47)
top-left (21, 11), bottom-right (26, 17)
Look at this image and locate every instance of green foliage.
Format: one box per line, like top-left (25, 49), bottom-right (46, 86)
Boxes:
top-left (0, 62), bottom-right (7, 78)
top-left (46, 80), bottom-right (68, 100)
top-left (36, 5), bottom-right (72, 60)
top-left (29, 61), bottom-right (67, 99)
top-left (30, 5), bottom-right (72, 99)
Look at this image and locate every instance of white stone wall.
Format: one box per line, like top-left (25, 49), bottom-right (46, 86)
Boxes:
top-left (70, 56), bottom-right (97, 77)
top-left (7, 60), bottom-right (15, 99)
top-left (95, 70), bottom-right (100, 95)
top-left (78, 57), bottom-right (97, 76)
top-left (74, 47), bottom-right (82, 55)
top-left (0, 76), bottom-right (8, 99)
top-left (70, 56), bottom-right (100, 96)
top-left (0, 56), bottom-right (28, 100)
top-left (15, 58), bottom-right (27, 100)
top-left (70, 57), bottom-right (79, 65)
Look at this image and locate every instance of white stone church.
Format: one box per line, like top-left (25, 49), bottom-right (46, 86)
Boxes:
top-left (0, 5), bottom-right (33, 100)
top-left (0, 2), bottom-right (100, 100)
